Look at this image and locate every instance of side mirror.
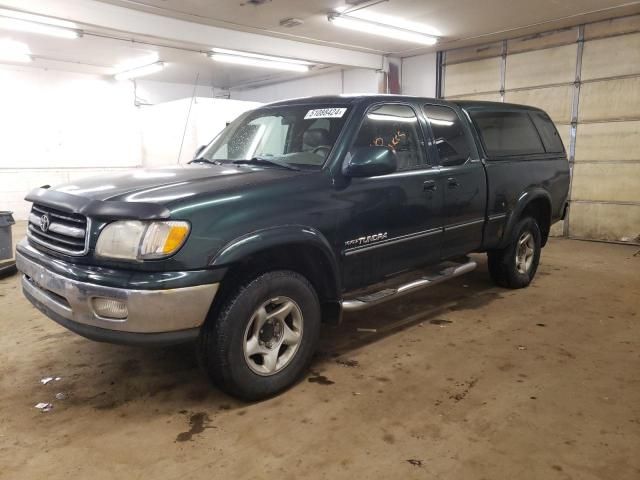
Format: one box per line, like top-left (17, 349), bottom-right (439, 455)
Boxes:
top-left (193, 145), bottom-right (206, 160)
top-left (343, 146), bottom-right (397, 177)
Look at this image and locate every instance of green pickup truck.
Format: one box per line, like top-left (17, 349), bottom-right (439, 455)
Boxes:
top-left (17, 94), bottom-right (569, 400)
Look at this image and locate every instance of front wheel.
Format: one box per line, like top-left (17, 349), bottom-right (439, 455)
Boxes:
top-left (488, 217), bottom-right (542, 289)
top-left (197, 270), bottom-right (321, 401)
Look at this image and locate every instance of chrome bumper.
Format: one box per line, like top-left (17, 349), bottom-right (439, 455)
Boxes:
top-left (16, 250), bottom-right (218, 334)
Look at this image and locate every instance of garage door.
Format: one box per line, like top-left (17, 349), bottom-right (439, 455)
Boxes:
top-left (442, 15), bottom-right (640, 243)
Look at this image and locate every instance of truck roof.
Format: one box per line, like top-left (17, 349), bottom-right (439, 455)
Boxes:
top-left (265, 94), bottom-right (546, 114)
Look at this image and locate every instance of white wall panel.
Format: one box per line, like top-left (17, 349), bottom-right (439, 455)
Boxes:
top-left (446, 92), bottom-right (502, 102)
top-left (505, 44), bottom-right (577, 89)
top-left (581, 32), bottom-right (640, 80)
top-left (139, 97), bottom-right (258, 166)
top-left (569, 203), bottom-right (640, 242)
top-left (0, 65), bottom-right (141, 169)
top-left (343, 68), bottom-right (382, 94)
top-left (584, 14), bottom-right (640, 40)
top-left (579, 77), bottom-right (640, 122)
top-left (507, 27), bottom-right (577, 53)
top-left (402, 53), bottom-right (437, 97)
top-left (445, 43), bottom-right (502, 64)
top-left (444, 57), bottom-right (501, 97)
top-left (231, 69), bottom-right (382, 103)
top-left (575, 121), bottom-right (640, 161)
top-left (504, 86), bottom-right (573, 124)
top-left (571, 163), bottom-right (640, 203)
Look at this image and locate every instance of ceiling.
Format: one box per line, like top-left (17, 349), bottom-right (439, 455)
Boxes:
top-left (0, 0), bottom-right (639, 90)
top-left (0, 28), bottom-right (327, 88)
top-left (99, 0), bottom-right (640, 55)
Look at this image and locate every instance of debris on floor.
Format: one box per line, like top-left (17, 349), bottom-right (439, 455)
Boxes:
top-left (429, 318), bottom-right (453, 326)
top-left (406, 459), bottom-right (424, 467)
top-left (336, 358), bottom-right (359, 368)
top-left (40, 376), bottom-right (61, 385)
top-left (55, 393), bottom-right (67, 400)
top-left (307, 371), bottom-right (335, 385)
top-left (34, 403), bottom-right (53, 412)
top-left (517, 345), bottom-right (527, 350)
top-left (357, 328), bottom-right (377, 333)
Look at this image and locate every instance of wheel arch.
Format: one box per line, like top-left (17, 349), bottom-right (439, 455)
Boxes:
top-left (501, 189), bottom-right (553, 248)
top-left (210, 226), bottom-right (342, 323)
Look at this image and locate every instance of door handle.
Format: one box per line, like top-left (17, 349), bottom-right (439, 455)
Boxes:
top-left (423, 180), bottom-right (437, 192)
top-left (447, 177), bottom-right (459, 189)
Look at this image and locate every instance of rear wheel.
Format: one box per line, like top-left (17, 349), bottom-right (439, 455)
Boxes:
top-left (488, 217), bottom-right (541, 289)
top-left (197, 270), bottom-right (321, 401)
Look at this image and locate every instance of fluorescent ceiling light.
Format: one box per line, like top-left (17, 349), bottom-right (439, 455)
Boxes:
top-left (114, 52), bottom-right (160, 73)
top-left (0, 9), bottom-right (80, 39)
top-left (209, 48), bottom-right (311, 72)
top-left (114, 61), bottom-right (165, 80)
top-left (328, 13), bottom-right (438, 45)
top-left (340, 10), bottom-right (441, 37)
top-left (211, 48), bottom-right (312, 65)
top-left (0, 39), bottom-right (32, 63)
top-left (211, 53), bottom-right (309, 72)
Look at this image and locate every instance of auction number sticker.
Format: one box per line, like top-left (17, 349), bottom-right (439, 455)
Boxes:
top-left (304, 108), bottom-right (347, 119)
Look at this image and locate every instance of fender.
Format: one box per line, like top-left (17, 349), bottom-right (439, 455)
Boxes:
top-left (210, 225), bottom-right (341, 296)
top-left (498, 188), bottom-right (552, 249)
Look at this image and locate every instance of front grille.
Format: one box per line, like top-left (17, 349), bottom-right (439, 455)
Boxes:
top-left (28, 204), bottom-right (89, 256)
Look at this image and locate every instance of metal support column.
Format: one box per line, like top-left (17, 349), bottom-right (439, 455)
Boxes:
top-left (564, 24), bottom-right (585, 237)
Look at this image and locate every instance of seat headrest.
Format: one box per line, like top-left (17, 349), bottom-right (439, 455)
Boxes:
top-left (303, 128), bottom-right (330, 148)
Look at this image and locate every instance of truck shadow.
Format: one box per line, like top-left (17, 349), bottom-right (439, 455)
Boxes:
top-left (316, 254), bottom-right (502, 360)
top-left (46, 256), bottom-right (502, 411)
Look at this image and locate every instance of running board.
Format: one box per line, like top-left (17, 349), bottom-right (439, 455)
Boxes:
top-left (342, 259), bottom-right (477, 312)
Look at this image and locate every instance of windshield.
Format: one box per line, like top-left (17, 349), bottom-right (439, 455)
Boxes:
top-left (199, 104), bottom-right (351, 169)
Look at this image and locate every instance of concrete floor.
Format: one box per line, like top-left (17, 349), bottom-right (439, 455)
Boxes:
top-left (1, 222), bottom-right (638, 480)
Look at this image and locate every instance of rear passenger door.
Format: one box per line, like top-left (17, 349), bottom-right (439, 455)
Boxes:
top-left (423, 104), bottom-right (487, 259)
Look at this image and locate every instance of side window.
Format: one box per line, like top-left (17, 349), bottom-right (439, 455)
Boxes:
top-left (423, 104), bottom-right (473, 166)
top-left (530, 112), bottom-right (565, 153)
top-left (471, 111), bottom-right (545, 157)
top-left (352, 104), bottom-right (425, 171)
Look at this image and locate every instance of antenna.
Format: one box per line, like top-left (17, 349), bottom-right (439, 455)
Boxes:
top-left (177, 72), bottom-right (200, 164)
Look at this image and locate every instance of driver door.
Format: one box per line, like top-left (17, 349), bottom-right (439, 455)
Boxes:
top-left (336, 103), bottom-right (444, 291)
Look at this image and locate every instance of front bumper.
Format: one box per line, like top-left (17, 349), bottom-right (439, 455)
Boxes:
top-left (16, 242), bottom-right (219, 346)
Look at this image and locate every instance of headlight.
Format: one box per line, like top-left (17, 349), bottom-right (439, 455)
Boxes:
top-left (96, 220), bottom-right (190, 260)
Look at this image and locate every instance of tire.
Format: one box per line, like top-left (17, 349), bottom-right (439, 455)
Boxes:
top-left (197, 270), bottom-right (321, 401)
top-left (487, 216), bottom-right (542, 289)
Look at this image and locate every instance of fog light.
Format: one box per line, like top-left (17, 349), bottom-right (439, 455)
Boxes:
top-left (91, 297), bottom-right (128, 320)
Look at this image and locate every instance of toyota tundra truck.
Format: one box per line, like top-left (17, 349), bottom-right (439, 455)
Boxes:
top-left (16, 95), bottom-right (570, 400)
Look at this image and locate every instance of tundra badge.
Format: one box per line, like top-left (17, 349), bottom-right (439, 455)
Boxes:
top-left (345, 232), bottom-right (388, 248)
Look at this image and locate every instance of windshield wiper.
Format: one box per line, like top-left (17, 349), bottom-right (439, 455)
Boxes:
top-left (232, 156), bottom-right (300, 171)
top-left (189, 158), bottom-right (222, 166)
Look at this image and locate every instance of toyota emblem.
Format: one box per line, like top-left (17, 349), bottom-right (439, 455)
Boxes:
top-left (39, 214), bottom-right (50, 232)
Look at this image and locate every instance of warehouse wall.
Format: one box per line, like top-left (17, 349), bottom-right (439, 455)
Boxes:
top-left (0, 65), bottom-right (142, 219)
top-left (401, 52), bottom-right (437, 97)
top-left (231, 68), bottom-right (382, 102)
top-left (441, 14), bottom-right (640, 244)
top-left (139, 97), bottom-right (260, 166)
top-left (0, 66), bottom-right (256, 219)
top-left (134, 80), bottom-right (231, 104)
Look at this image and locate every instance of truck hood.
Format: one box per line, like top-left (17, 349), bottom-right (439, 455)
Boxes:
top-left (54, 164), bottom-right (298, 202)
top-left (26, 164), bottom-right (303, 220)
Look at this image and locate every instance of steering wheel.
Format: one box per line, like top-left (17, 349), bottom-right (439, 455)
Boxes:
top-left (312, 146), bottom-right (331, 158)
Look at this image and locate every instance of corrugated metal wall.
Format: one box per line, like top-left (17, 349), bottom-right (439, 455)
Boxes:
top-left (442, 15), bottom-right (640, 244)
